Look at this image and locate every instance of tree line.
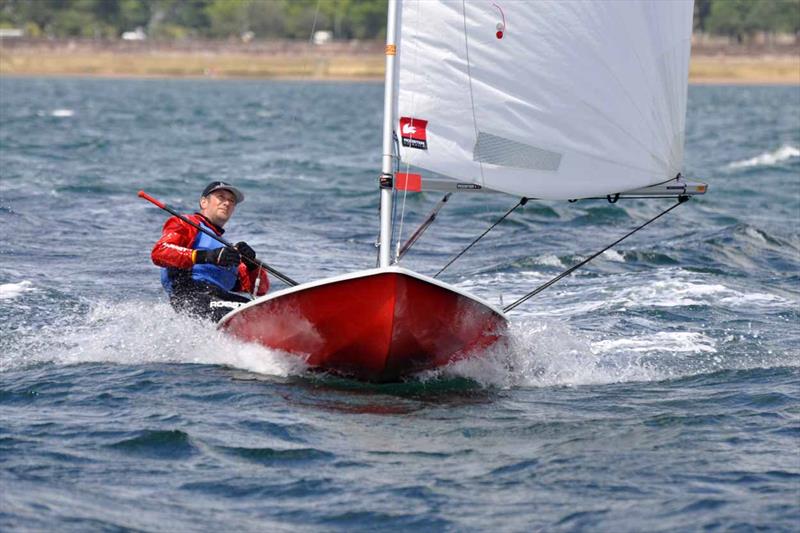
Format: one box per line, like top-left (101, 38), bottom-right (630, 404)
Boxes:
top-left (0, 0), bottom-right (387, 40)
top-left (695, 0), bottom-right (800, 42)
top-left (0, 0), bottom-right (797, 42)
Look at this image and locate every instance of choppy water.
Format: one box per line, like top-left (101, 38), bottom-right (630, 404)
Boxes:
top-left (1, 78), bottom-right (798, 531)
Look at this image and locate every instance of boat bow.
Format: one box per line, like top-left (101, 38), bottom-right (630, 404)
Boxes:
top-left (218, 267), bottom-right (507, 381)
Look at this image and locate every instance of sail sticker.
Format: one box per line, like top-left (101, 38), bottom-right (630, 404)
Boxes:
top-left (399, 117), bottom-right (428, 150)
top-left (395, 172), bottom-right (422, 192)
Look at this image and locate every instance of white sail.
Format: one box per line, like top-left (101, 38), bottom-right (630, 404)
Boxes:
top-left (395, 0), bottom-right (694, 200)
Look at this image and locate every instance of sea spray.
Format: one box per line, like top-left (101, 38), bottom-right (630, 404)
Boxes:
top-left (421, 318), bottom-right (660, 388)
top-left (1, 299), bottom-right (307, 377)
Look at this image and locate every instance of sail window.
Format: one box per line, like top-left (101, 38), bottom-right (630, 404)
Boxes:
top-left (472, 131), bottom-right (562, 171)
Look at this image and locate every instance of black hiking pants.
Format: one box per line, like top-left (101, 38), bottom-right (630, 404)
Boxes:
top-left (169, 281), bottom-right (251, 323)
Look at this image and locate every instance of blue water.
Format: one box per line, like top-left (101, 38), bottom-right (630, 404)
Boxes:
top-left (1, 78), bottom-right (798, 531)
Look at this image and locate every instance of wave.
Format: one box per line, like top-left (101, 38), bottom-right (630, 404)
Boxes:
top-left (108, 429), bottom-right (197, 459)
top-left (727, 145), bottom-right (800, 169)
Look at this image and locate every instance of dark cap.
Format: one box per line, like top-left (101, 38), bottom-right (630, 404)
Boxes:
top-left (201, 181), bottom-right (244, 203)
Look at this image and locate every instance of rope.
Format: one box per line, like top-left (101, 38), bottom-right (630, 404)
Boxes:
top-left (394, 161), bottom-right (411, 261)
top-left (398, 193), bottom-right (451, 260)
top-left (503, 196), bottom-right (689, 313)
top-left (460, 0), bottom-right (486, 188)
top-left (434, 197), bottom-right (527, 278)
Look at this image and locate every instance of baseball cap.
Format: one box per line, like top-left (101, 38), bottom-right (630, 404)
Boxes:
top-left (201, 181), bottom-right (244, 203)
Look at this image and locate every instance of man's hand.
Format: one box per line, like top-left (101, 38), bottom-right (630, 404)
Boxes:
top-left (193, 247), bottom-right (241, 267)
top-left (236, 241), bottom-right (256, 261)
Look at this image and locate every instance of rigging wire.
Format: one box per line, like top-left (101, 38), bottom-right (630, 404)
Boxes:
top-left (460, 0), bottom-right (486, 189)
top-left (503, 196), bottom-right (690, 313)
top-left (397, 192), bottom-right (452, 260)
top-left (389, 134), bottom-right (402, 261)
top-left (434, 196), bottom-right (528, 278)
top-left (394, 180), bottom-right (410, 262)
top-left (394, 136), bottom-right (411, 262)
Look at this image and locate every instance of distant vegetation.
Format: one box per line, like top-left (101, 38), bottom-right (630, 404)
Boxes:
top-left (0, 0), bottom-right (797, 42)
top-left (695, 0), bottom-right (800, 42)
top-left (0, 0), bottom-right (387, 40)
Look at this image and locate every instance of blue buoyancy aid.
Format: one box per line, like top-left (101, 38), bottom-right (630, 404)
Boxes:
top-left (161, 220), bottom-right (239, 294)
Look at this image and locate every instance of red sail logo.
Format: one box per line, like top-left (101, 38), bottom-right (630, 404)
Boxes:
top-left (399, 117), bottom-right (428, 150)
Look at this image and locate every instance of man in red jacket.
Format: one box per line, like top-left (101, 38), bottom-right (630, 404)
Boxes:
top-left (151, 181), bottom-right (268, 321)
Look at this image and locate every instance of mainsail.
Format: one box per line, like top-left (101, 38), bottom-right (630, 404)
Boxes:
top-left (395, 0), bottom-right (694, 200)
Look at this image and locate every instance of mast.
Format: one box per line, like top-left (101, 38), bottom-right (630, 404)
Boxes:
top-left (378, 0), bottom-right (399, 268)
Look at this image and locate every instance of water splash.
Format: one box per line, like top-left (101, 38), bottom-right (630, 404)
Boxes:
top-left (428, 315), bottom-right (798, 389)
top-left (728, 145), bottom-right (800, 169)
top-left (429, 319), bottom-right (663, 388)
top-left (2, 293), bottom-right (796, 389)
top-left (1, 300), bottom-right (307, 377)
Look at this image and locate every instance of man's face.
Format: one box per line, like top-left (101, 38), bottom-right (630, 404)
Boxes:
top-left (199, 190), bottom-right (237, 227)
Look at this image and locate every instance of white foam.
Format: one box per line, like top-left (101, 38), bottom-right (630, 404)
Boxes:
top-left (611, 272), bottom-right (789, 310)
top-left (0, 281), bottom-right (35, 300)
top-left (458, 268), bottom-right (789, 318)
top-left (536, 254), bottom-right (564, 268)
top-left (592, 331), bottom-right (717, 355)
top-left (1, 300), bottom-right (308, 377)
top-left (617, 279), bottom-right (728, 307)
top-left (601, 249), bottom-right (625, 262)
top-left (51, 109), bottom-right (75, 118)
top-left (421, 319), bottom-right (665, 388)
top-left (743, 225), bottom-right (769, 244)
top-left (728, 145), bottom-right (800, 169)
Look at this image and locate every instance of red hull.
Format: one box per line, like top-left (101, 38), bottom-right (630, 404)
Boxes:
top-left (218, 268), bottom-right (507, 382)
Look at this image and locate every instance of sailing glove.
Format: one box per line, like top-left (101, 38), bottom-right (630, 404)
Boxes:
top-left (193, 247), bottom-right (241, 267)
top-left (236, 241), bottom-right (256, 261)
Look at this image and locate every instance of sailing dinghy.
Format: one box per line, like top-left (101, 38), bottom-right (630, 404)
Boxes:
top-left (218, 0), bottom-right (707, 382)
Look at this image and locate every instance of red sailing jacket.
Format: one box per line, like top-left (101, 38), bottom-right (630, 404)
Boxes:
top-left (151, 213), bottom-right (268, 296)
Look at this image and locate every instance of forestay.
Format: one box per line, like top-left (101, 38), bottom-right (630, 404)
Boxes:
top-left (395, 0), bottom-right (694, 200)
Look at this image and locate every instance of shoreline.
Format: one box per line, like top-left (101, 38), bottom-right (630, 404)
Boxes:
top-left (689, 56), bottom-right (799, 85)
top-left (1, 45), bottom-right (798, 85)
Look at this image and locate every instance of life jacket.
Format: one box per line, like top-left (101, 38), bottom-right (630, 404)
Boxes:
top-left (161, 217), bottom-right (239, 294)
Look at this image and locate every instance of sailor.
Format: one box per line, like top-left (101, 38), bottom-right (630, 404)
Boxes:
top-left (150, 181), bottom-right (268, 321)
